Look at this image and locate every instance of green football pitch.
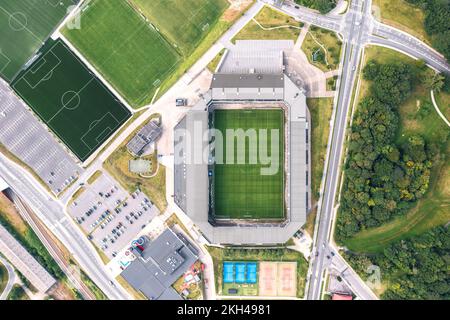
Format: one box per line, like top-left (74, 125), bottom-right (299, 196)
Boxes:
top-left (62, 0), bottom-right (181, 108)
top-left (12, 39), bottom-right (131, 162)
top-left (0, 0), bottom-right (76, 81)
top-left (213, 109), bottom-right (286, 220)
top-left (129, 0), bottom-right (229, 56)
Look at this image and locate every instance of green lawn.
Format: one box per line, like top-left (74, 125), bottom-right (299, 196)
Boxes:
top-left (0, 261), bottom-right (7, 295)
top-left (0, 0), bottom-right (76, 81)
top-left (342, 46), bottom-right (450, 253)
top-left (12, 39), bottom-right (131, 161)
top-left (129, 0), bottom-right (228, 57)
top-left (80, 270), bottom-right (107, 300)
top-left (435, 91), bottom-right (450, 124)
top-left (372, 0), bottom-right (430, 44)
top-left (223, 282), bottom-right (258, 296)
top-left (62, 0), bottom-right (181, 108)
top-left (233, 5), bottom-right (302, 42)
top-left (155, 0), bottom-right (256, 100)
top-left (308, 98), bottom-right (333, 201)
top-left (213, 109), bottom-right (285, 220)
top-left (294, 0), bottom-right (337, 14)
top-left (7, 284), bottom-right (29, 300)
top-left (301, 26), bottom-right (342, 72)
top-left (87, 171), bottom-right (103, 185)
top-left (207, 49), bottom-right (226, 73)
top-left (103, 114), bottom-right (167, 212)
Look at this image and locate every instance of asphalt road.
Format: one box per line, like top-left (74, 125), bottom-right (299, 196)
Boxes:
top-left (328, 247), bottom-right (378, 300)
top-left (0, 153), bottom-right (130, 300)
top-left (306, 0), bottom-right (369, 300)
top-left (0, 255), bottom-right (15, 300)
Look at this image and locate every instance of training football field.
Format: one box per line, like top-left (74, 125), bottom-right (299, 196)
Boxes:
top-left (130, 0), bottom-right (229, 56)
top-left (12, 39), bottom-right (131, 162)
top-left (213, 109), bottom-right (285, 220)
top-left (62, 0), bottom-right (181, 108)
top-left (0, 0), bottom-right (76, 81)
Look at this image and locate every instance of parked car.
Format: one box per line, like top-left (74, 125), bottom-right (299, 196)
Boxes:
top-left (176, 98), bottom-right (187, 107)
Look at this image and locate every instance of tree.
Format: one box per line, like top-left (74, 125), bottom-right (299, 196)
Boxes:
top-left (335, 61), bottom-right (433, 240)
top-left (423, 71), bottom-right (445, 92)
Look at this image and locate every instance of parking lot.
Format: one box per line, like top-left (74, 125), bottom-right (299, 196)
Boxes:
top-left (68, 172), bottom-right (159, 259)
top-left (0, 80), bottom-right (81, 194)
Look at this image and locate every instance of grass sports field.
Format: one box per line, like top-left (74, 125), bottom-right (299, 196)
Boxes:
top-left (129, 0), bottom-right (228, 56)
top-left (12, 39), bottom-right (131, 161)
top-left (62, 0), bottom-right (181, 108)
top-left (213, 109), bottom-right (285, 220)
top-left (0, 0), bottom-right (76, 81)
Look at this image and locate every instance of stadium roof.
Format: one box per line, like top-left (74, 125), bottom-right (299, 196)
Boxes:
top-left (174, 76), bottom-right (310, 245)
top-left (218, 40), bottom-right (293, 74)
top-left (174, 40), bottom-right (310, 245)
top-left (121, 228), bottom-right (198, 300)
top-left (211, 73), bottom-right (285, 88)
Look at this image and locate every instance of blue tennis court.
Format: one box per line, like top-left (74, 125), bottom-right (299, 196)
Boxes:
top-left (223, 261), bottom-right (259, 285)
top-left (235, 263), bottom-right (246, 284)
top-left (223, 262), bottom-right (234, 283)
top-left (247, 263), bottom-right (257, 284)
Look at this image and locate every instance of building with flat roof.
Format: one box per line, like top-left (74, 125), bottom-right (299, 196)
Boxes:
top-left (127, 120), bottom-right (162, 156)
top-left (173, 40), bottom-right (311, 245)
top-left (121, 228), bottom-right (199, 300)
top-left (0, 223), bottom-right (56, 293)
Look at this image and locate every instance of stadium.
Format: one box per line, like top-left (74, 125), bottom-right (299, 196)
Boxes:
top-left (174, 41), bottom-right (311, 245)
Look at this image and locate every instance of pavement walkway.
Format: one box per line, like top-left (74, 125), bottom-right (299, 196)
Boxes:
top-left (430, 90), bottom-right (450, 127)
top-left (286, 26), bottom-right (337, 97)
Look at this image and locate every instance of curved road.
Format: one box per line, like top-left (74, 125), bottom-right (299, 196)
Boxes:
top-left (0, 255), bottom-right (15, 300)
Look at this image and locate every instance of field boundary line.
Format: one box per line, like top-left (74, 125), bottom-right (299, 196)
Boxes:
top-left (59, 34), bottom-right (134, 112)
top-left (0, 6), bottom-right (43, 43)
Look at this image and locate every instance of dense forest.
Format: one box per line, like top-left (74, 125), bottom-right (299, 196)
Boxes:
top-left (344, 226), bottom-right (450, 299)
top-left (406, 0), bottom-right (450, 61)
top-left (294, 0), bottom-right (337, 14)
top-left (335, 61), bottom-right (443, 240)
